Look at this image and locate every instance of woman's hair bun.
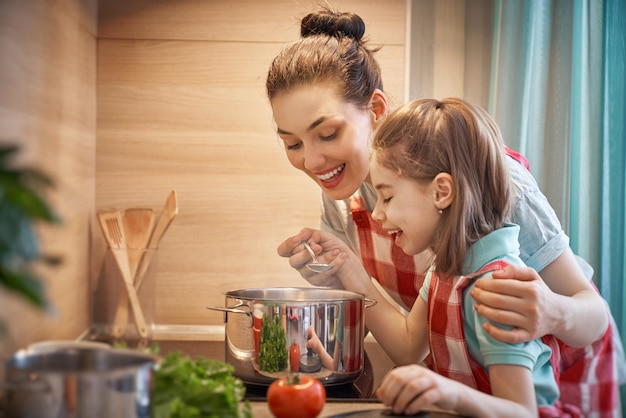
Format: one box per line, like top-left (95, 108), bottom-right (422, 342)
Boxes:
top-left (300, 8), bottom-right (365, 41)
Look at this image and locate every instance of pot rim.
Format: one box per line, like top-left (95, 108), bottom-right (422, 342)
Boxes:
top-left (224, 287), bottom-right (366, 302)
top-left (5, 347), bottom-right (157, 374)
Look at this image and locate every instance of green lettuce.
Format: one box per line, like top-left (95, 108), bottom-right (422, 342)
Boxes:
top-left (152, 351), bottom-right (252, 418)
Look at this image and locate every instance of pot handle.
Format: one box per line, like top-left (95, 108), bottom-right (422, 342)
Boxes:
top-left (364, 297), bottom-right (377, 308)
top-left (206, 306), bottom-right (251, 315)
top-left (206, 303), bottom-right (253, 326)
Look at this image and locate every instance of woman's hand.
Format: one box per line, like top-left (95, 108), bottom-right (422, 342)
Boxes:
top-left (277, 228), bottom-right (374, 294)
top-left (471, 250), bottom-right (608, 347)
top-left (470, 264), bottom-right (556, 344)
top-left (276, 228), bottom-right (348, 288)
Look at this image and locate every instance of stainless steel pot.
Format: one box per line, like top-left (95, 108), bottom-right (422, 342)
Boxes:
top-left (2, 347), bottom-right (156, 418)
top-left (207, 287), bottom-right (375, 386)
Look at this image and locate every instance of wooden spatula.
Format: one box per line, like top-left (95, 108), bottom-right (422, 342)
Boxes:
top-left (108, 208), bottom-right (155, 338)
top-left (122, 208), bottom-right (155, 279)
top-left (97, 209), bottom-right (149, 339)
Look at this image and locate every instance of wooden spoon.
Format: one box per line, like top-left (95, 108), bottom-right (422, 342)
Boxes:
top-left (122, 208), bottom-right (155, 279)
top-left (107, 208), bottom-right (154, 339)
top-left (136, 190), bottom-right (178, 290)
top-left (148, 190), bottom-right (179, 250)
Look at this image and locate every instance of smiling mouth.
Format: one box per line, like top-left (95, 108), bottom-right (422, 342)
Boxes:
top-left (316, 164), bottom-right (345, 182)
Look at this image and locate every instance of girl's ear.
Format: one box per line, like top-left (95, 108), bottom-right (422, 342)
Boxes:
top-left (433, 173), bottom-right (454, 210)
top-left (370, 89), bottom-right (388, 126)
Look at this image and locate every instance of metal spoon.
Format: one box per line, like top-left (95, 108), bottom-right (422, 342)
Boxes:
top-left (302, 241), bottom-right (332, 273)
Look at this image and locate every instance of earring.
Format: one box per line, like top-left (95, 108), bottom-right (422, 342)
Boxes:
top-left (438, 209), bottom-right (443, 214)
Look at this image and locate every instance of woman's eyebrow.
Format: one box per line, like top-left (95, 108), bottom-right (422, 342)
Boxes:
top-left (276, 116), bottom-right (330, 135)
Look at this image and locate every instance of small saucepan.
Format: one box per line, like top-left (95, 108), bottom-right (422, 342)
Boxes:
top-left (2, 346), bottom-right (156, 418)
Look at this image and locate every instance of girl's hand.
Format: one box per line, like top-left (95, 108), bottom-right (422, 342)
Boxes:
top-left (305, 326), bottom-right (323, 353)
top-left (376, 365), bottom-right (460, 415)
top-left (377, 364), bottom-right (537, 418)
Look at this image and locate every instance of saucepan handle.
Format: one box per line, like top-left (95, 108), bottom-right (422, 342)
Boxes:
top-left (206, 302), bottom-right (253, 326)
top-left (364, 297), bottom-right (377, 308)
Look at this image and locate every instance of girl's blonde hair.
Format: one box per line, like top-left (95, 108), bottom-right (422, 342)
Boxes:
top-left (372, 98), bottom-right (512, 278)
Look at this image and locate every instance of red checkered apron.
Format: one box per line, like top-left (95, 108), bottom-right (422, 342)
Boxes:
top-left (350, 195), bottom-right (425, 309)
top-left (505, 145), bottom-right (530, 170)
top-left (351, 147), bottom-right (621, 417)
top-left (556, 284), bottom-right (620, 417)
top-left (425, 260), bottom-right (581, 417)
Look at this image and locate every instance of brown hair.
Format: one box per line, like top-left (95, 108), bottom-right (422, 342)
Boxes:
top-left (266, 6), bottom-right (383, 107)
top-left (372, 98), bottom-right (512, 278)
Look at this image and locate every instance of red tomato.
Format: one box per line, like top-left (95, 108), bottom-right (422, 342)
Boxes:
top-left (289, 343), bottom-right (301, 372)
top-left (267, 375), bottom-right (326, 418)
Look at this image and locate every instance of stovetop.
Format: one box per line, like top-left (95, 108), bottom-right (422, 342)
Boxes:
top-left (84, 336), bottom-right (394, 401)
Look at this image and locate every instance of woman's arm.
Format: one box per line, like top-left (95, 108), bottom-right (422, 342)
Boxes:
top-left (471, 249), bottom-right (608, 346)
top-left (376, 364), bottom-right (537, 418)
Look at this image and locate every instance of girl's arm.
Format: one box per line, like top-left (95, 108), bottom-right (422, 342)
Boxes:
top-left (333, 241), bottom-right (430, 365)
top-left (376, 364), bottom-right (538, 418)
top-left (278, 227), bottom-right (430, 364)
top-left (471, 249), bottom-right (608, 346)
top-left (278, 227), bottom-right (426, 366)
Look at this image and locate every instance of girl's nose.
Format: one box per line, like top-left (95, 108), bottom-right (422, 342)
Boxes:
top-left (371, 202), bottom-right (384, 223)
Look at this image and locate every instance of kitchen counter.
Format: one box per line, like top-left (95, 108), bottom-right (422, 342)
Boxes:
top-left (251, 400), bottom-right (458, 417)
top-left (82, 326), bottom-right (459, 417)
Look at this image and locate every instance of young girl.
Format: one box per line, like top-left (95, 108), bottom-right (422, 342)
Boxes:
top-left (369, 97), bottom-right (576, 417)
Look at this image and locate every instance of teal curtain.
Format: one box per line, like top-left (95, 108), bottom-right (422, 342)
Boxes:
top-left (600, 0), bottom-right (626, 403)
top-left (488, 0), bottom-right (626, 391)
top-left (599, 0), bottom-right (626, 360)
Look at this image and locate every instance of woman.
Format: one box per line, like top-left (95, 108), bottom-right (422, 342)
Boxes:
top-left (266, 6), bottom-right (621, 416)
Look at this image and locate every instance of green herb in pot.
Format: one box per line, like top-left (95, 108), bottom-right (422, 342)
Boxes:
top-left (258, 313), bottom-right (288, 372)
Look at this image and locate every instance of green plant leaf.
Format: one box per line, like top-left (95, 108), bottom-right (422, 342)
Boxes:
top-left (0, 205), bottom-right (40, 262)
top-left (0, 143), bottom-right (61, 312)
top-left (0, 170), bottom-right (59, 223)
top-left (0, 267), bottom-right (48, 309)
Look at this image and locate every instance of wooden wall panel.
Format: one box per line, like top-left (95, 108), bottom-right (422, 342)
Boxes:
top-left (96, 0), bottom-right (405, 328)
top-left (99, 0), bottom-right (405, 45)
top-left (0, 0), bottom-right (97, 355)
